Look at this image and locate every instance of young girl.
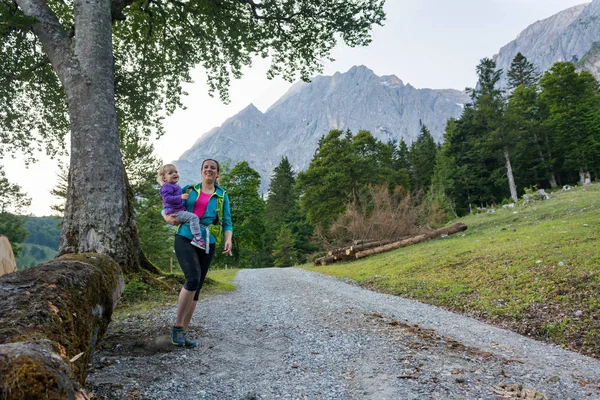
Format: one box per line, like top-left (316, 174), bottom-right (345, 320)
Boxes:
top-left (157, 164), bottom-right (208, 251)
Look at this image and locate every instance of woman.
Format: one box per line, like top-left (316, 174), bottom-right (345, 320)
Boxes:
top-left (163, 159), bottom-right (233, 348)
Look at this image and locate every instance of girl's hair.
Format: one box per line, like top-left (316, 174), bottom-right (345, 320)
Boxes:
top-left (157, 164), bottom-right (176, 186)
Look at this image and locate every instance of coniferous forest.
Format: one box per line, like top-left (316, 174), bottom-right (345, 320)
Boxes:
top-left (3, 56), bottom-right (600, 271)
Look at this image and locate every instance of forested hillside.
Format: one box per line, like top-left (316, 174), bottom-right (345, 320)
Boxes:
top-left (23, 216), bottom-right (61, 248)
top-left (14, 217), bottom-right (61, 269)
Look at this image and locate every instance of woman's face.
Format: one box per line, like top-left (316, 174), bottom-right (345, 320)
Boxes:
top-left (201, 160), bottom-right (219, 182)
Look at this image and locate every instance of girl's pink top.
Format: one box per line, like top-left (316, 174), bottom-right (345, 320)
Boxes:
top-left (192, 191), bottom-right (212, 219)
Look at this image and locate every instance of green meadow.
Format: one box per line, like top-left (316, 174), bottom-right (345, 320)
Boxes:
top-left (304, 184), bottom-right (600, 358)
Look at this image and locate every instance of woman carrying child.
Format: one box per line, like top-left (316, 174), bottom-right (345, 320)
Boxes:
top-left (161, 159), bottom-right (233, 347)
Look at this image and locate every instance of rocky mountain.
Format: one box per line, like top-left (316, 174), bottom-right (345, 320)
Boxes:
top-left (493, 0), bottom-right (600, 87)
top-left (176, 1), bottom-right (600, 192)
top-left (175, 66), bottom-right (469, 192)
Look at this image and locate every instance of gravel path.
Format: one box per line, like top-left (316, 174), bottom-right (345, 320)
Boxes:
top-left (87, 268), bottom-right (600, 399)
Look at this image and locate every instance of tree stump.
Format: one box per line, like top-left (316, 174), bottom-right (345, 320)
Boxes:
top-left (0, 253), bottom-right (124, 399)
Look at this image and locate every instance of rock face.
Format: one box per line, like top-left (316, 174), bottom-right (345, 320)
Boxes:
top-left (493, 0), bottom-right (600, 87)
top-left (175, 66), bottom-right (469, 191)
top-left (176, 1), bottom-right (600, 191)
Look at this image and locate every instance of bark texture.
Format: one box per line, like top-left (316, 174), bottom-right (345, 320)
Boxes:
top-left (0, 253), bottom-right (123, 398)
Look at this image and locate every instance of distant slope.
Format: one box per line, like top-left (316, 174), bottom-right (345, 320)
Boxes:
top-left (16, 216), bottom-right (61, 269)
top-left (23, 216), bottom-right (61, 249)
top-left (493, 1), bottom-right (600, 87)
top-left (175, 66), bottom-right (469, 191)
top-left (16, 243), bottom-right (57, 270)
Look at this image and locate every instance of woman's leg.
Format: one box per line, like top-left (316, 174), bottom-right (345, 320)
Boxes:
top-left (181, 298), bottom-right (198, 331)
top-left (174, 235), bottom-right (202, 327)
top-left (176, 288), bottom-right (196, 328)
top-left (181, 244), bottom-right (215, 330)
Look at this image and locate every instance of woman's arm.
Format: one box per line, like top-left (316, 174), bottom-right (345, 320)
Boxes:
top-left (161, 210), bottom-right (181, 226)
top-left (222, 230), bottom-right (232, 254)
top-left (221, 193), bottom-right (233, 254)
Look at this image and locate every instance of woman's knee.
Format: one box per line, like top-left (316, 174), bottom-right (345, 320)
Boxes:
top-left (184, 277), bottom-right (201, 292)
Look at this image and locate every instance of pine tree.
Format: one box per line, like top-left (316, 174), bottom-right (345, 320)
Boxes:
top-left (266, 157), bottom-right (296, 224)
top-left (264, 156), bottom-right (297, 266)
top-left (409, 124), bottom-right (437, 192)
top-left (296, 130), bottom-right (356, 229)
top-left (219, 161), bottom-right (267, 268)
top-left (472, 58), bottom-right (518, 203)
top-left (272, 226), bottom-right (298, 268)
top-left (507, 52), bottom-right (540, 90)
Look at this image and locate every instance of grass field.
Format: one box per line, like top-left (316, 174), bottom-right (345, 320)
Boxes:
top-left (304, 184), bottom-right (600, 358)
top-left (114, 268), bottom-right (238, 317)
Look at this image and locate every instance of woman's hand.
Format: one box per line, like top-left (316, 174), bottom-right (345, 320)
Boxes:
top-left (222, 231), bottom-right (233, 254)
top-left (161, 210), bottom-right (181, 226)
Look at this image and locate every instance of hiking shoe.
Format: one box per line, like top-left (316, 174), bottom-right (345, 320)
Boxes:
top-left (184, 334), bottom-right (197, 348)
top-left (191, 236), bottom-right (206, 250)
top-left (172, 326), bottom-right (186, 347)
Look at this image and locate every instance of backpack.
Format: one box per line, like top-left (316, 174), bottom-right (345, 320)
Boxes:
top-left (183, 184), bottom-right (225, 246)
top-left (209, 192), bottom-right (225, 246)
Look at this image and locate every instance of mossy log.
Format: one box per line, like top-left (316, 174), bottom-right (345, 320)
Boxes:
top-left (0, 253), bottom-right (124, 399)
top-left (355, 223), bottom-right (467, 259)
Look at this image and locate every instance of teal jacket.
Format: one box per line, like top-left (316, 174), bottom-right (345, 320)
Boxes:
top-left (175, 183), bottom-right (233, 243)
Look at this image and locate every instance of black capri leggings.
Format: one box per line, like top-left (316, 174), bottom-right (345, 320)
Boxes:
top-left (174, 234), bottom-right (216, 301)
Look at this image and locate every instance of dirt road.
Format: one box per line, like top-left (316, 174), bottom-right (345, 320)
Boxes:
top-left (87, 268), bottom-right (600, 399)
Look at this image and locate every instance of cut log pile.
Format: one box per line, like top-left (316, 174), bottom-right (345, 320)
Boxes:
top-left (0, 253), bottom-right (124, 400)
top-left (314, 223), bottom-right (467, 266)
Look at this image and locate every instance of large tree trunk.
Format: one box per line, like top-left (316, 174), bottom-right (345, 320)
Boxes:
top-left (0, 253), bottom-right (123, 399)
top-left (504, 147), bottom-right (518, 203)
top-left (16, 0), bottom-right (146, 273)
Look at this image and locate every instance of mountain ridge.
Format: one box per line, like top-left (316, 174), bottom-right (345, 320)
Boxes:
top-left (175, 1), bottom-right (600, 191)
top-left (175, 65), bottom-right (468, 190)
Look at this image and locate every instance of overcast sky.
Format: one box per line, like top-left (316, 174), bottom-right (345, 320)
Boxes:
top-left (3, 0), bottom-right (588, 216)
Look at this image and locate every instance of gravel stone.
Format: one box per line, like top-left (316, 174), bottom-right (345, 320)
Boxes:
top-left (87, 268), bottom-right (600, 399)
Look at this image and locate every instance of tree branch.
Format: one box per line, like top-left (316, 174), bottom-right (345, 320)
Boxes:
top-left (238, 0), bottom-right (265, 20)
top-left (1, 58), bottom-right (50, 82)
top-left (13, 0), bottom-right (76, 83)
top-left (111, 0), bottom-right (136, 21)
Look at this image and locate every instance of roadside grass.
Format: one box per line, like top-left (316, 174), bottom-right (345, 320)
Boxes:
top-left (113, 268), bottom-right (239, 318)
top-left (303, 184), bottom-right (600, 358)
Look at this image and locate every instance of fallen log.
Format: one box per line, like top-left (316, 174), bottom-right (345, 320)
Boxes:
top-left (0, 253), bottom-right (124, 399)
top-left (355, 223), bottom-right (467, 259)
top-left (314, 254), bottom-right (336, 265)
top-left (346, 239), bottom-right (400, 255)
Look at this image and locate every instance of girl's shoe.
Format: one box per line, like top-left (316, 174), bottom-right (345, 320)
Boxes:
top-left (191, 236), bottom-right (206, 250)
